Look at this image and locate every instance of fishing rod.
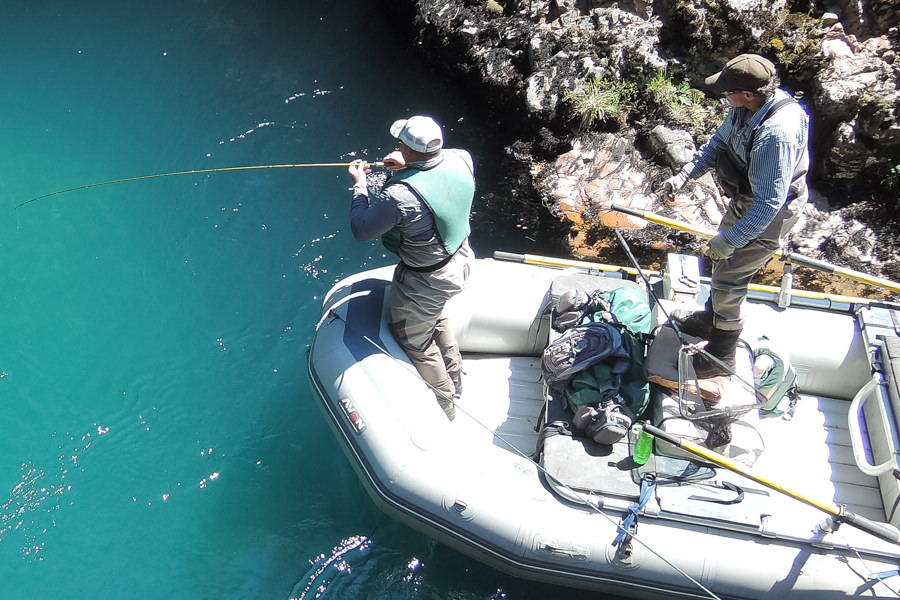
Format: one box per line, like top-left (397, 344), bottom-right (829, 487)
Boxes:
top-left (14, 161), bottom-right (385, 211)
top-left (609, 203), bottom-right (900, 294)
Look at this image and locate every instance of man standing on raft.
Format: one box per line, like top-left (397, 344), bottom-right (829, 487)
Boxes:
top-left (660, 54), bottom-right (810, 378)
top-left (348, 116), bottom-right (475, 420)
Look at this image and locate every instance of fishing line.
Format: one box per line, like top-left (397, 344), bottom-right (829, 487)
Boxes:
top-left (13, 161), bottom-right (385, 211)
top-left (328, 309), bottom-right (724, 600)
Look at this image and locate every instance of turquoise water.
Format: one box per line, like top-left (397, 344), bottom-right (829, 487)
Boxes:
top-left (1, 2), bottom-right (614, 598)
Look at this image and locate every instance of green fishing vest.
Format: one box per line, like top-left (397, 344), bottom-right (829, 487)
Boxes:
top-left (380, 150), bottom-right (475, 255)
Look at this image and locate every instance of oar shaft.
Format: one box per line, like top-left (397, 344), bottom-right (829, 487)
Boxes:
top-left (645, 424), bottom-right (838, 515)
top-left (781, 251), bottom-right (900, 291)
top-left (492, 250), bottom-right (892, 307)
top-left (611, 203), bottom-right (717, 237)
top-left (643, 423), bottom-right (900, 544)
top-left (492, 251), bottom-right (649, 277)
top-left (610, 203), bottom-right (900, 294)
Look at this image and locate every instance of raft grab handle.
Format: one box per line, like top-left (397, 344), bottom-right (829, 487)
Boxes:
top-left (848, 373), bottom-right (898, 477)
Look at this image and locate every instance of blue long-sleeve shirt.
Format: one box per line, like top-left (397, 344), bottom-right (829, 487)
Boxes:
top-left (683, 89), bottom-right (809, 248)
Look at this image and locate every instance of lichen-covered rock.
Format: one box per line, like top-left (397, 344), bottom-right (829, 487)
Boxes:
top-left (402, 0), bottom-right (900, 281)
top-left (810, 25), bottom-right (900, 179)
top-left (537, 130), bottom-right (887, 277)
top-left (648, 125), bottom-right (697, 170)
top-left (536, 132), bottom-right (727, 233)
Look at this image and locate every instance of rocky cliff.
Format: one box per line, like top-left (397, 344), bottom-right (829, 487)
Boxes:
top-left (402, 0), bottom-right (900, 293)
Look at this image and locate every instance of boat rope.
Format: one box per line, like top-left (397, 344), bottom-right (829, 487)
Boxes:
top-left (13, 161), bottom-right (385, 210)
top-left (327, 309), bottom-right (725, 600)
top-left (852, 546), bottom-right (900, 597)
top-left (612, 473), bottom-right (656, 548)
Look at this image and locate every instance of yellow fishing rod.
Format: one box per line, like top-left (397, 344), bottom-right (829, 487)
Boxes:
top-left (14, 161), bottom-right (384, 211)
top-left (610, 203), bottom-right (900, 294)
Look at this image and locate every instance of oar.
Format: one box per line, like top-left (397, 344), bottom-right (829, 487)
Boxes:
top-left (492, 250), bottom-right (650, 277)
top-left (14, 161), bottom-right (385, 210)
top-left (610, 203), bottom-right (900, 294)
top-left (492, 250), bottom-right (895, 308)
top-left (643, 423), bottom-right (900, 545)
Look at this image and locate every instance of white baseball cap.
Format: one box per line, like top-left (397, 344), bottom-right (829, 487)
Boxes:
top-left (390, 116), bottom-right (443, 153)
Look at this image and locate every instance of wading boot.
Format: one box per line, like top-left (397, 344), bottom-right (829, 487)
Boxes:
top-left (692, 327), bottom-right (742, 379)
top-left (669, 300), bottom-right (714, 340)
top-left (435, 392), bottom-right (456, 421)
top-left (450, 371), bottom-right (463, 399)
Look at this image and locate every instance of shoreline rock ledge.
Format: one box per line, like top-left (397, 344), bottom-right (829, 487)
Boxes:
top-left (403, 0), bottom-right (900, 292)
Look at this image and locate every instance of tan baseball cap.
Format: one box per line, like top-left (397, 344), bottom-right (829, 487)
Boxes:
top-left (705, 54), bottom-right (775, 95)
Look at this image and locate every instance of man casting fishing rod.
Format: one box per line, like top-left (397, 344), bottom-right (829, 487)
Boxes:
top-left (347, 116), bottom-right (475, 420)
top-left (658, 54), bottom-right (810, 378)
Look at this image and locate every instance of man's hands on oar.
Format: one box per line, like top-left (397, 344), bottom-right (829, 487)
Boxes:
top-left (654, 171), bottom-right (687, 202)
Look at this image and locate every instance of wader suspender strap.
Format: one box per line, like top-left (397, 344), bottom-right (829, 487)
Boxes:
top-left (748, 97), bottom-right (797, 150)
top-left (717, 96), bottom-right (798, 199)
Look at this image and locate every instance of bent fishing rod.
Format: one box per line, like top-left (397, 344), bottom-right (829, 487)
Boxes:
top-left (609, 203), bottom-right (900, 294)
top-left (14, 161), bottom-right (385, 211)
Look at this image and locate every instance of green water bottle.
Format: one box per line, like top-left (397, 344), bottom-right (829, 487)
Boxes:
top-left (631, 423), bottom-right (654, 465)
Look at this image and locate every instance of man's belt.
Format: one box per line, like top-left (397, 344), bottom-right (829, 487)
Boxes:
top-left (400, 252), bottom-right (454, 273)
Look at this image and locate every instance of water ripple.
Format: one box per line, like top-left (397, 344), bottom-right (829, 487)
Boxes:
top-left (289, 535), bottom-right (371, 599)
top-left (0, 424), bottom-right (108, 561)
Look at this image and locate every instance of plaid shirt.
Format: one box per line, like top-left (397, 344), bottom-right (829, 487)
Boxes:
top-left (684, 88), bottom-right (809, 248)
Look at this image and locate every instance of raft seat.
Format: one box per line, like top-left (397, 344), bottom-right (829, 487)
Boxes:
top-left (450, 261), bottom-right (645, 357)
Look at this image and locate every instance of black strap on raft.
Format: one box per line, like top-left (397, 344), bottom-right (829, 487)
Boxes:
top-left (688, 481), bottom-right (745, 505)
top-left (533, 420), bottom-right (574, 461)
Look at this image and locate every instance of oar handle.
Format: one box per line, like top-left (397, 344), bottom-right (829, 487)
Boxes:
top-left (843, 511), bottom-right (900, 544)
top-left (491, 250), bottom-right (647, 276)
top-left (643, 423), bottom-right (678, 446)
top-left (493, 251), bottom-right (526, 263)
top-left (781, 251), bottom-right (900, 292)
top-left (780, 251), bottom-right (835, 274)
